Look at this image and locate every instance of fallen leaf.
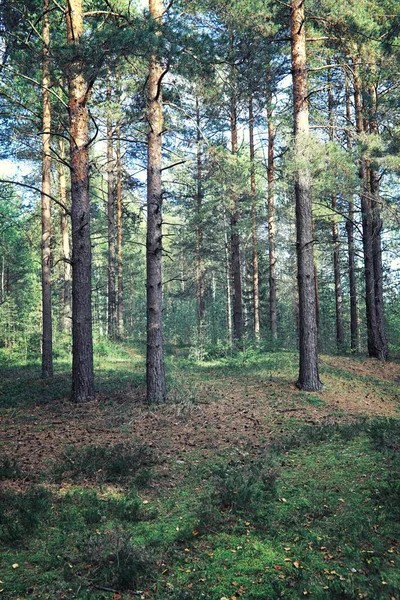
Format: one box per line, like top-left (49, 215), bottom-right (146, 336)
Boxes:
top-left (12, 564), bottom-right (18, 569)
top-left (293, 560), bottom-right (301, 569)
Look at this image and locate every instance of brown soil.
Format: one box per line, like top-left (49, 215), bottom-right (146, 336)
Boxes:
top-left (1, 355), bottom-right (399, 490)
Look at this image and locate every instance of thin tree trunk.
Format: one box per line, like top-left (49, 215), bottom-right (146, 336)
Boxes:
top-left (57, 137), bottom-right (72, 334)
top-left (291, 0), bottom-right (322, 391)
top-left (195, 96), bottom-right (205, 336)
top-left (249, 95), bottom-right (260, 339)
top-left (41, 0), bottom-right (53, 378)
top-left (368, 83), bottom-right (387, 360)
top-left (328, 69), bottom-right (344, 349)
top-left (344, 76), bottom-right (359, 351)
top-left (353, 59), bottom-right (379, 359)
top-left (146, 0), bottom-right (166, 404)
top-left (224, 225), bottom-right (233, 345)
top-left (116, 117), bottom-right (124, 339)
top-left (66, 0), bottom-right (94, 402)
top-left (267, 93), bottom-right (277, 340)
top-left (106, 81), bottom-right (117, 339)
top-left (230, 91), bottom-right (243, 345)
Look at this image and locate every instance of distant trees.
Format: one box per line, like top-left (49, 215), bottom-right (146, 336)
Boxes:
top-left (0, 0), bottom-right (399, 398)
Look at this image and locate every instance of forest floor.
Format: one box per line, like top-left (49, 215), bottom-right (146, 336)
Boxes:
top-left (0, 344), bottom-right (399, 600)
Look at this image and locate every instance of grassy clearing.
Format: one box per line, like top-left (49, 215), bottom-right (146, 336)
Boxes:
top-left (0, 345), bottom-right (399, 599)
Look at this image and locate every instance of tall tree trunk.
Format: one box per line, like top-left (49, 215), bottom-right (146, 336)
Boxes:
top-left (116, 117), bottom-right (124, 339)
top-left (368, 83), bottom-right (387, 359)
top-left (267, 92), bottom-right (277, 340)
top-left (41, 0), bottom-right (53, 378)
top-left (57, 137), bottom-right (72, 334)
top-left (290, 0), bottom-right (322, 390)
top-left (344, 76), bottom-right (359, 351)
top-left (327, 69), bottom-right (344, 349)
top-left (230, 91), bottom-right (243, 345)
top-left (146, 0), bottom-right (166, 404)
top-left (66, 0), bottom-right (94, 402)
top-left (353, 59), bottom-right (384, 360)
top-left (195, 96), bottom-right (205, 336)
top-left (106, 81), bottom-right (117, 338)
top-left (224, 224), bottom-right (233, 345)
top-left (249, 95), bottom-right (260, 339)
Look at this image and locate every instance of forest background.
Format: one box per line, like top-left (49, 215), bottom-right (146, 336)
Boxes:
top-left (0, 0), bottom-right (399, 394)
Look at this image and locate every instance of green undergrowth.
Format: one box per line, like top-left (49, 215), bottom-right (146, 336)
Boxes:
top-left (52, 442), bottom-right (157, 487)
top-left (1, 417), bottom-right (399, 599)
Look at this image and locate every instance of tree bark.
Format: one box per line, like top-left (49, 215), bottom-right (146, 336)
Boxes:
top-left (327, 69), bottom-right (344, 349)
top-left (249, 95), bottom-right (260, 339)
top-left (352, 60), bottom-right (387, 360)
top-left (267, 91), bottom-right (277, 340)
top-left (116, 117), bottom-right (124, 339)
top-left (66, 0), bottom-right (95, 402)
top-left (195, 96), bottom-right (205, 336)
top-left (290, 0), bottom-right (322, 391)
top-left (368, 83), bottom-right (387, 360)
top-left (41, 0), bottom-right (53, 378)
top-left (57, 137), bottom-right (72, 334)
top-left (344, 76), bottom-right (359, 351)
top-left (224, 224), bottom-right (233, 345)
top-left (146, 0), bottom-right (166, 404)
top-left (230, 90), bottom-right (243, 346)
top-left (106, 80), bottom-right (117, 339)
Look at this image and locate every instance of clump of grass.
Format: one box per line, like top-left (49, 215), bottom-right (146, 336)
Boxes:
top-left (54, 442), bottom-right (156, 485)
top-left (271, 419), bottom-right (369, 453)
top-left (0, 456), bottom-right (21, 480)
top-left (192, 457), bottom-right (278, 535)
top-left (0, 486), bottom-right (52, 546)
top-left (82, 530), bottom-right (156, 590)
top-left (212, 458), bottom-right (277, 515)
top-left (367, 417), bottom-right (400, 452)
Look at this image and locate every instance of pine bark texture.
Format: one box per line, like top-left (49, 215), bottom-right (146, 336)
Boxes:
top-left (230, 93), bottom-right (243, 345)
top-left (345, 77), bottom-right (359, 351)
top-left (57, 138), bottom-right (72, 334)
top-left (146, 0), bottom-right (166, 404)
top-left (267, 97), bottom-right (277, 340)
top-left (66, 0), bottom-right (95, 402)
top-left (291, 0), bottom-right (322, 391)
top-left (41, 0), bottom-right (53, 378)
top-left (249, 96), bottom-right (260, 338)
top-left (107, 83), bottom-right (117, 339)
top-left (116, 119), bottom-right (124, 339)
top-left (328, 71), bottom-right (344, 349)
top-left (195, 97), bottom-right (205, 335)
top-left (353, 62), bottom-right (387, 360)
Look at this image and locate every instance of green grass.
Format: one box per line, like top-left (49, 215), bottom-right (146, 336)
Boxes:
top-left (0, 345), bottom-right (399, 599)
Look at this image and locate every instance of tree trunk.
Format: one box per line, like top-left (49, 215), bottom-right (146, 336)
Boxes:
top-left (249, 95), bottom-right (260, 339)
top-left (224, 224), bottom-right (233, 345)
top-left (267, 93), bottom-right (277, 340)
top-left (230, 91), bottom-right (243, 345)
top-left (106, 81), bottom-right (117, 339)
top-left (195, 96), bottom-right (205, 336)
top-left (344, 76), bottom-right (359, 351)
top-left (41, 0), bottom-right (53, 378)
top-left (116, 117), bottom-right (124, 339)
top-left (57, 137), bottom-right (72, 334)
top-left (328, 69), bottom-right (344, 349)
top-left (146, 0), bottom-right (166, 404)
top-left (368, 83), bottom-right (387, 360)
top-left (352, 59), bottom-right (386, 360)
top-left (290, 0), bottom-right (322, 391)
top-left (66, 0), bottom-right (95, 402)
